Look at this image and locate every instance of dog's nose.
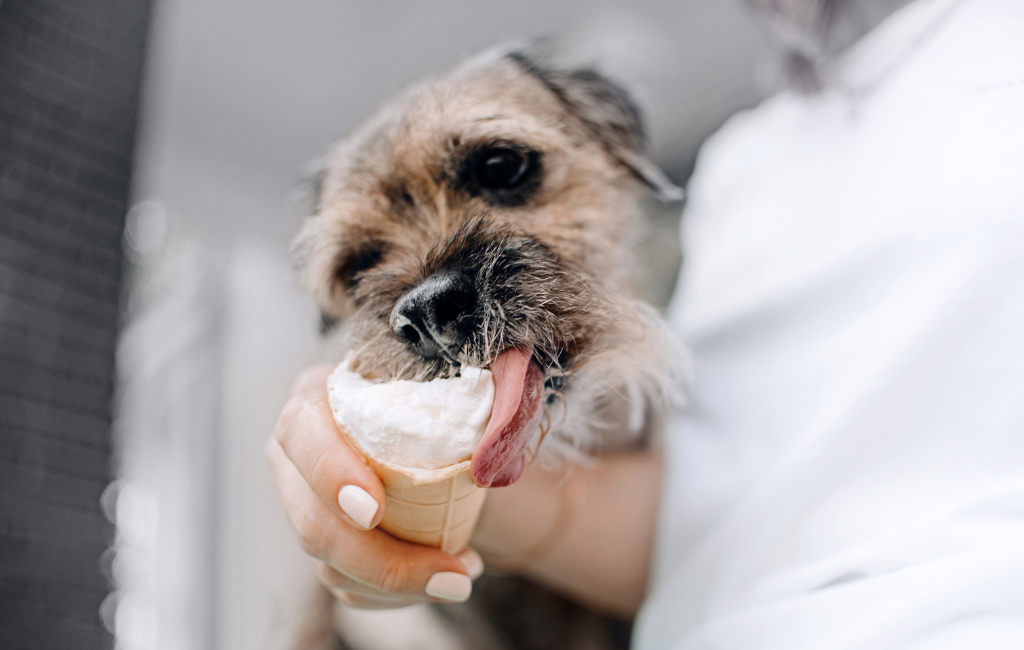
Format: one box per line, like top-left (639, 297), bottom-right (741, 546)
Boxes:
top-left (390, 272), bottom-right (478, 358)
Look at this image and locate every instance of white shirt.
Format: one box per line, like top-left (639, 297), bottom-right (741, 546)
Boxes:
top-left (635, 1), bottom-right (1024, 648)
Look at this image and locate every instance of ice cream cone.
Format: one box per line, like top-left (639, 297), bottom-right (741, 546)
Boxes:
top-left (342, 427), bottom-right (485, 554)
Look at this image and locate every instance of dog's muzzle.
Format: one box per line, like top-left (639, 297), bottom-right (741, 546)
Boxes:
top-left (390, 271), bottom-right (478, 359)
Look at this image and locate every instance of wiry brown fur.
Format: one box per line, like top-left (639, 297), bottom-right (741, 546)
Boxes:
top-left (294, 49), bottom-right (688, 465)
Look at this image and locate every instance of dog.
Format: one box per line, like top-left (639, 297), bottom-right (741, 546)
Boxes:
top-left (291, 47), bottom-right (688, 649)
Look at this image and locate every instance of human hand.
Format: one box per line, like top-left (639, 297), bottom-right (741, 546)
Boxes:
top-left (266, 364), bottom-right (483, 609)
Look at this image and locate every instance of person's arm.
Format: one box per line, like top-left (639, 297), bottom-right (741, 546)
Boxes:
top-left (268, 364), bottom-right (662, 612)
top-left (473, 454), bottom-right (663, 617)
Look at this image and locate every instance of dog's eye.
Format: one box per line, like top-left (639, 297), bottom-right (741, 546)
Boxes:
top-left (459, 144), bottom-right (542, 207)
top-left (476, 147), bottom-right (530, 189)
top-left (353, 248), bottom-right (382, 274)
top-left (338, 245), bottom-right (385, 290)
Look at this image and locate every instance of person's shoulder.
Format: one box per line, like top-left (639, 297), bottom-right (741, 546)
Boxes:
top-left (840, 0), bottom-right (1024, 104)
top-left (683, 91), bottom-right (804, 212)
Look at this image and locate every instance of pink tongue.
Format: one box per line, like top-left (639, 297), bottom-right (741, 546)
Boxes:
top-left (472, 347), bottom-right (545, 487)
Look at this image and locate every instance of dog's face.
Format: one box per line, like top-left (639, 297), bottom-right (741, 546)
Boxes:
top-left (295, 51), bottom-right (683, 461)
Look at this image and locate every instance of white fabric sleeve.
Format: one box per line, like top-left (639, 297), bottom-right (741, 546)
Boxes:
top-left (634, 1), bottom-right (1024, 648)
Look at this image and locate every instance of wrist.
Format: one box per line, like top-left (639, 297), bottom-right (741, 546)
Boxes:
top-left (472, 462), bottom-right (583, 567)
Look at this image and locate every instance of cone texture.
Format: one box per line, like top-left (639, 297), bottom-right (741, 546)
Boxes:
top-left (343, 428), bottom-right (485, 554)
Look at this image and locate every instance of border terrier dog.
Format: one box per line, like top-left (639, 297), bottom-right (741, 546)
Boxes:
top-left (291, 47), bottom-right (688, 648)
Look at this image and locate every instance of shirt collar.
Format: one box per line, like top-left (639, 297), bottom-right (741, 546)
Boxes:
top-left (832, 0), bottom-right (964, 98)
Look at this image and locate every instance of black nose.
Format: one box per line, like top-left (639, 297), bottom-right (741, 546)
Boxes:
top-left (390, 272), bottom-right (478, 358)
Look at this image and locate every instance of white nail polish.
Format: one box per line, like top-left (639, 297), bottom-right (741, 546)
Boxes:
top-left (425, 572), bottom-right (472, 602)
top-left (457, 548), bottom-right (484, 580)
top-left (338, 485), bottom-right (378, 529)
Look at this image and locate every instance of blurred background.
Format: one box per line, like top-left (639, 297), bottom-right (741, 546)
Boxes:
top-left (0, 1), bottom-right (782, 648)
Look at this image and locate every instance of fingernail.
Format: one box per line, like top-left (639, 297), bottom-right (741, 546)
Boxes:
top-left (425, 572), bottom-right (472, 602)
top-left (338, 485), bottom-right (378, 529)
top-left (457, 548), bottom-right (484, 580)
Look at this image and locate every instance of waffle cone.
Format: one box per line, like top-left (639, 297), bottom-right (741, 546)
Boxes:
top-left (342, 427), bottom-right (484, 554)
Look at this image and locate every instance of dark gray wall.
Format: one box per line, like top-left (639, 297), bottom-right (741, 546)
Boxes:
top-left (0, 1), bottom-right (152, 648)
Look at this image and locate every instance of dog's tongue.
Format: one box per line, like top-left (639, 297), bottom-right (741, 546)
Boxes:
top-left (472, 347), bottom-right (544, 487)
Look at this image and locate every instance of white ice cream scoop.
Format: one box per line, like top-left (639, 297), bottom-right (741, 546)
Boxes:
top-left (328, 363), bottom-right (494, 470)
top-left (326, 350), bottom-right (545, 552)
top-left (327, 360), bottom-right (499, 552)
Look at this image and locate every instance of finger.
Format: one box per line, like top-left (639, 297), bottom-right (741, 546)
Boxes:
top-left (316, 562), bottom-right (425, 605)
top-left (317, 561), bottom-right (389, 597)
top-left (316, 550), bottom-right (482, 598)
top-left (268, 437), bottom-right (473, 601)
top-left (274, 365), bottom-right (386, 530)
top-left (332, 590), bottom-right (422, 610)
top-left (455, 548), bottom-right (484, 580)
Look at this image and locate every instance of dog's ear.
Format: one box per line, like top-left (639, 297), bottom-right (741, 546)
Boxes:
top-left (292, 156), bottom-right (344, 335)
top-left (508, 51), bottom-right (683, 202)
top-left (319, 311), bottom-right (340, 335)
